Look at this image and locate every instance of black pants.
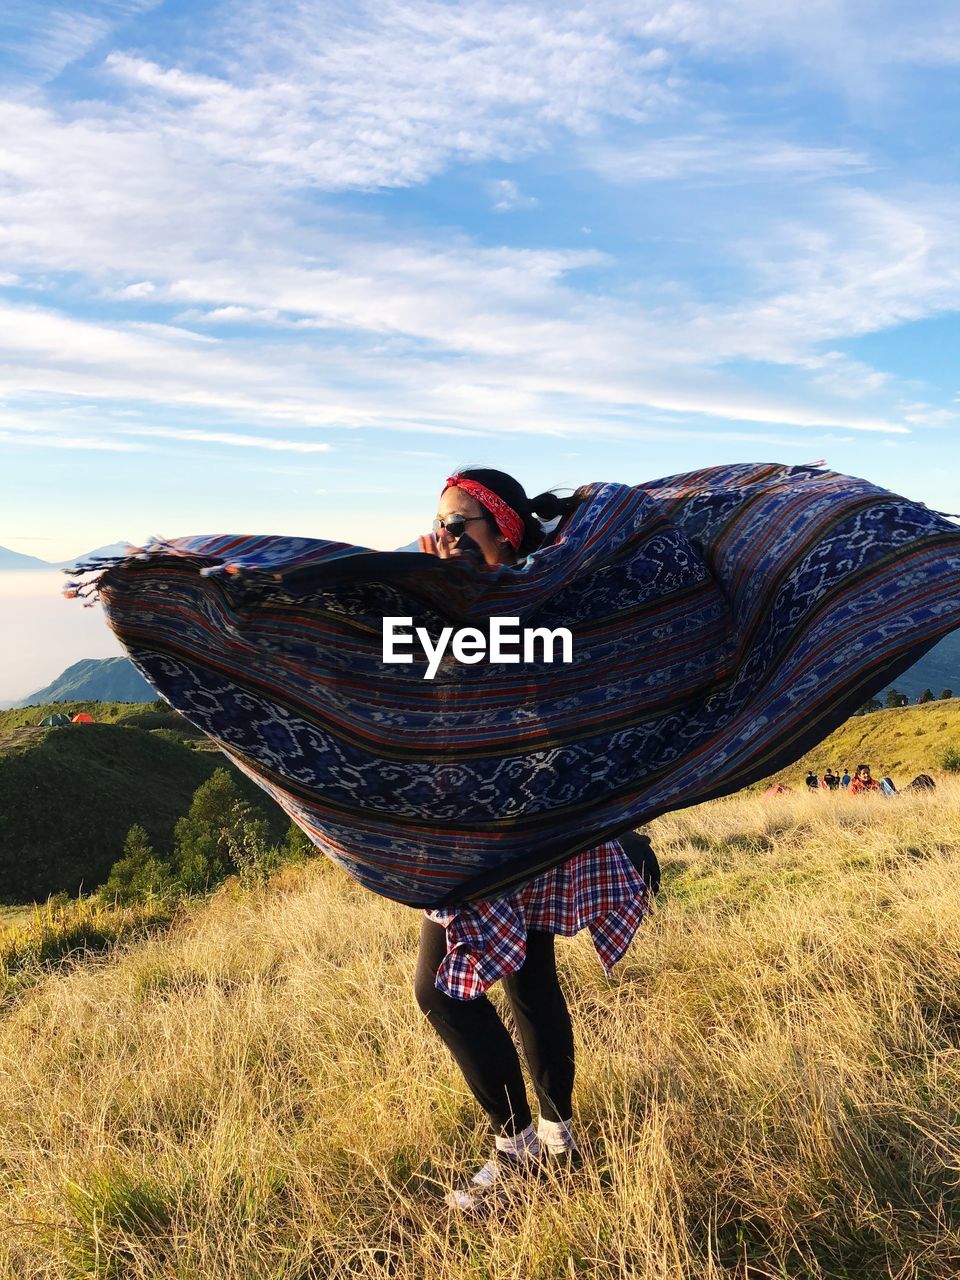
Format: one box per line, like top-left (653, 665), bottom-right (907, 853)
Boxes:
top-left (414, 916), bottom-right (574, 1135)
top-left (413, 834), bottom-right (659, 1136)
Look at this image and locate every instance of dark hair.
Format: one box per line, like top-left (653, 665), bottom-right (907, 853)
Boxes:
top-left (856, 763), bottom-right (870, 773)
top-left (446, 466), bottom-right (588, 556)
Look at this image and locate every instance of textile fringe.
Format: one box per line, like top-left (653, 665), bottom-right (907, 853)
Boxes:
top-left (63, 538), bottom-right (198, 605)
top-left (62, 536), bottom-right (289, 608)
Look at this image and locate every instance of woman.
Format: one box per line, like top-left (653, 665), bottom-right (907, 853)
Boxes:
top-left (70, 460), bottom-right (960, 1206)
top-left (414, 467), bottom-right (657, 1211)
top-left (848, 763), bottom-right (881, 795)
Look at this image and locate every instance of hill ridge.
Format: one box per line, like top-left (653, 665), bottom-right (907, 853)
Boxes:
top-left (758, 697), bottom-right (960, 791)
top-left (12, 657), bottom-right (155, 708)
top-left (0, 706), bottom-right (287, 902)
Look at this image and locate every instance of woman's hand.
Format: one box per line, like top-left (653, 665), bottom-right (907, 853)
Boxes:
top-left (418, 528), bottom-right (469, 559)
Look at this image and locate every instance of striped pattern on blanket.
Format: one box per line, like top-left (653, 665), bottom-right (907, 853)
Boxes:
top-left (68, 463), bottom-right (960, 907)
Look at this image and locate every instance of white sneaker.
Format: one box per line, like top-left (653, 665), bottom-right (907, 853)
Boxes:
top-left (444, 1149), bottom-right (546, 1212)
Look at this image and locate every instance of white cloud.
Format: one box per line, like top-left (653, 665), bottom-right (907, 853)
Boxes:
top-left (714, 188), bottom-right (960, 354)
top-left (0, 0), bottom-right (160, 87)
top-left (0, 428), bottom-right (144, 451)
top-left (186, 305), bottom-right (280, 324)
top-left (105, 52), bottom-right (232, 101)
top-left (0, 0), bottom-right (957, 458)
top-left (601, 0), bottom-right (960, 81)
top-left (0, 185), bottom-right (940, 442)
top-left (488, 178), bottom-right (539, 211)
top-left (125, 427), bottom-right (333, 452)
top-left (115, 280), bottom-right (156, 298)
top-left (101, 9), bottom-right (672, 192)
top-left (587, 136), bottom-right (868, 184)
top-left (901, 404), bottom-right (960, 428)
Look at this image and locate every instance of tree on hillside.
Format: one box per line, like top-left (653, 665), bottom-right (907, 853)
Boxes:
top-left (173, 768), bottom-right (244, 893)
top-left (216, 805), bottom-right (321, 885)
top-left (172, 768), bottom-right (284, 893)
top-left (856, 698), bottom-right (882, 715)
top-left (940, 689), bottom-right (954, 701)
top-left (917, 688), bottom-right (935, 704)
top-left (884, 689), bottom-right (909, 709)
top-left (101, 824), bottom-right (176, 905)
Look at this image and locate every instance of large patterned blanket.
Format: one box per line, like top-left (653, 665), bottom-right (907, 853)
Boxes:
top-left (69, 463), bottom-right (960, 907)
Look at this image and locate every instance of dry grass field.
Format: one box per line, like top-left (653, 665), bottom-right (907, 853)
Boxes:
top-left (2, 783), bottom-right (959, 1279)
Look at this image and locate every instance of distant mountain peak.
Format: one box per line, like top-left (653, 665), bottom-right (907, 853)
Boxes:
top-left (0, 544), bottom-right (52, 570)
top-left (55, 542), bottom-right (130, 571)
top-left (12, 656), bottom-right (156, 707)
top-left (0, 540), bottom-right (131, 572)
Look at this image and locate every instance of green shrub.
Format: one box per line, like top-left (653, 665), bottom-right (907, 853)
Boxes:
top-left (940, 746), bottom-right (960, 774)
top-left (280, 821), bottom-right (313, 863)
top-left (220, 800), bottom-right (283, 886)
top-left (101, 825), bottom-right (177, 906)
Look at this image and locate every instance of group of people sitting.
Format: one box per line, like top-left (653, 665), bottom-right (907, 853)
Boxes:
top-left (805, 763), bottom-right (892, 794)
top-left (803, 764), bottom-right (936, 796)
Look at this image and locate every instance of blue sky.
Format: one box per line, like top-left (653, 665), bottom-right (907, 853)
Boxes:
top-left (1, 0), bottom-right (959, 572)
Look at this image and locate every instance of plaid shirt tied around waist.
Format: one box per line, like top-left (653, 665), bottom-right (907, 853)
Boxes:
top-left (425, 838), bottom-right (650, 1000)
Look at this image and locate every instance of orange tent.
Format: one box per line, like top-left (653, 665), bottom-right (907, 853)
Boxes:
top-left (71, 713), bottom-right (95, 724)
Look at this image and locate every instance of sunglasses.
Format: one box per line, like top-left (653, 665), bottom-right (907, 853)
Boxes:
top-left (432, 515), bottom-right (487, 540)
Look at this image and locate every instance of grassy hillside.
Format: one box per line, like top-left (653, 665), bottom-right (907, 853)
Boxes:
top-left (758, 697), bottom-right (960, 789)
top-left (0, 699), bottom-right (202, 740)
top-left (1, 786), bottom-right (958, 1278)
top-left (0, 719), bottom-right (287, 903)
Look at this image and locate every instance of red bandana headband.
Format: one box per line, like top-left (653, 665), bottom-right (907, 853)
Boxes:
top-left (441, 473), bottom-right (525, 551)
